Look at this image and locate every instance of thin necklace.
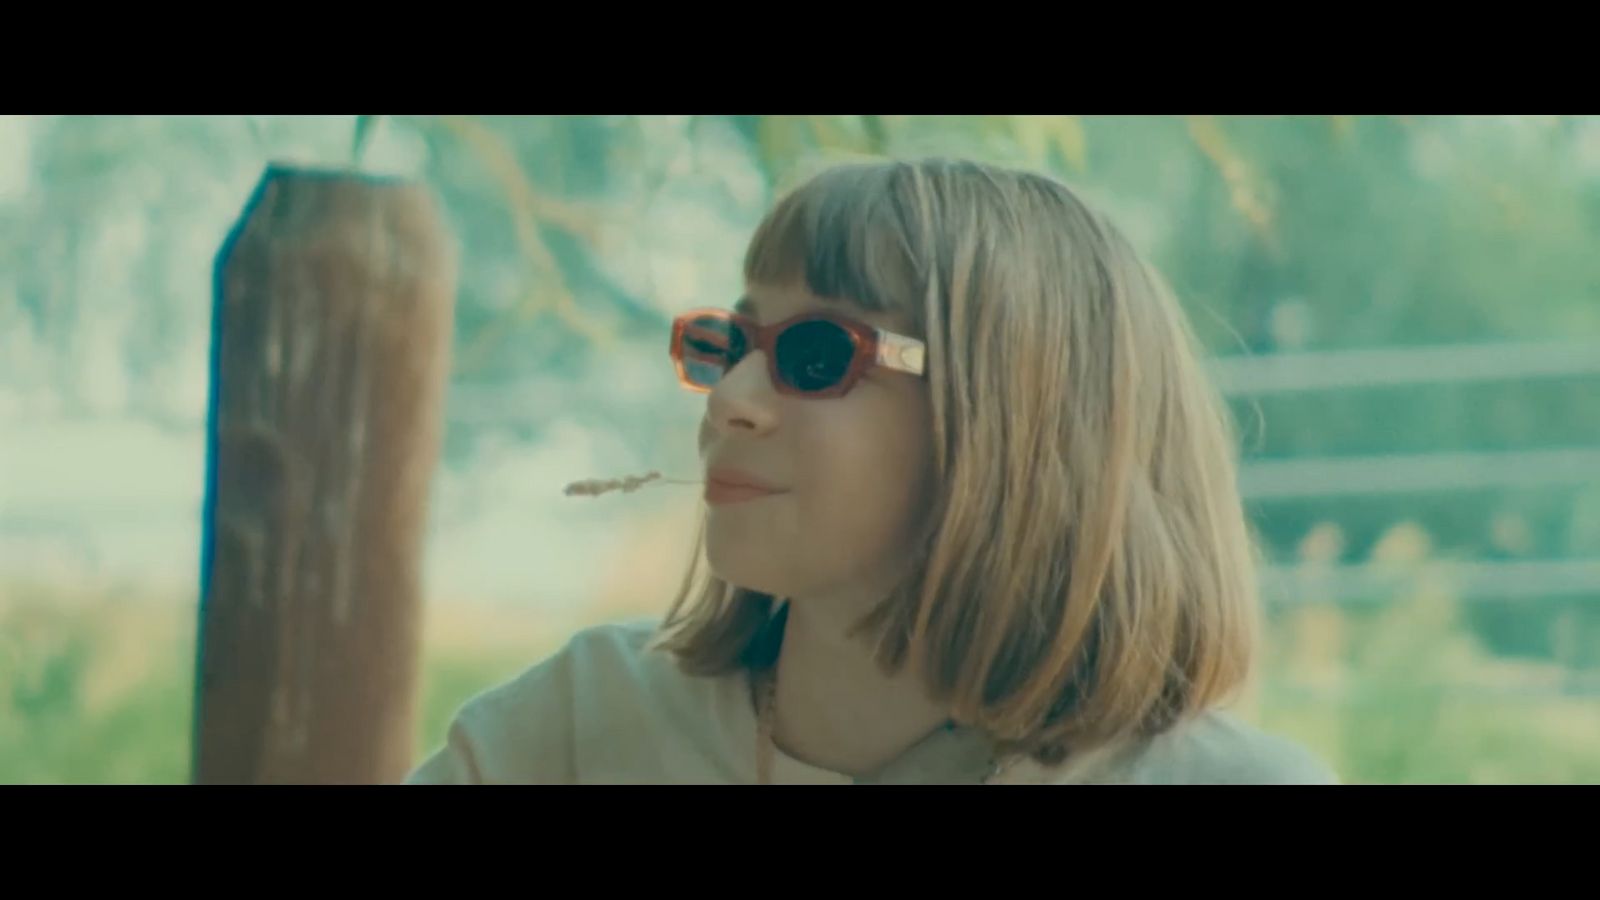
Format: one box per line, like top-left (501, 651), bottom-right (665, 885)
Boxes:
top-left (752, 666), bottom-right (1023, 784)
top-left (754, 667), bottom-right (779, 785)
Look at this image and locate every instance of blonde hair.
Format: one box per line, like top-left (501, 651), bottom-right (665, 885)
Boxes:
top-left (656, 158), bottom-right (1260, 768)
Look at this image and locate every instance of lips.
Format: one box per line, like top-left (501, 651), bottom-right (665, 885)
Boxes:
top-left (704, 467), bottom-right (786, 506)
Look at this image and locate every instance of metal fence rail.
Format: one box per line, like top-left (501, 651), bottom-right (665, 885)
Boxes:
top-left (1210, 340), bottom-right (1600, 395)
top-left (1262, 559), bottom-right (1600, 604)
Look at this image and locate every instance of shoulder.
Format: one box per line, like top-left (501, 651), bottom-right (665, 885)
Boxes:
top-left (547, 617), bottom-right (668, 680)
top-left (1116, 711), bottom-right (1340, 785)
top-left (473, 618), bottom-right (697, 723)
top-left (406, 619), bottom-right (685, 784)
top-left (465, 618), bottom-right (668, 721)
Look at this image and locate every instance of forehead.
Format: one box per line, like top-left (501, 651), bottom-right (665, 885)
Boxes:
top-left (739, 282), bottom-right (915, 335)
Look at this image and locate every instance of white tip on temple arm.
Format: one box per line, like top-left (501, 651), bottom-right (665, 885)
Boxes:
top-left (875, 330), bottom-right (927, 376)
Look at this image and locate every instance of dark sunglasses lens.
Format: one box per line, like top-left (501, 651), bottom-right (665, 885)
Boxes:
top-left (774, 320), bottom-right (857, 393)
top-left (679, 315), bottom-right (746, 389)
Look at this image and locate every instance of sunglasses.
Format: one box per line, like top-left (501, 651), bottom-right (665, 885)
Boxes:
top-left (670, 307), bottom-right (927, 399)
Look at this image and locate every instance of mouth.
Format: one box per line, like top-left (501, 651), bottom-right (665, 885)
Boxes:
top-left (704, 467), bottom-right (787, 506)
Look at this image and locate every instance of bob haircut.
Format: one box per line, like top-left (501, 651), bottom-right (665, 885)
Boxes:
top-left (656, 157), bottom-right (1259, 768)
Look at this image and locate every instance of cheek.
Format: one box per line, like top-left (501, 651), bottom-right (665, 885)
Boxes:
top-left (701, 389), bottom-right (936, 598)
top-left (792, 396), bottom-right (935, 560)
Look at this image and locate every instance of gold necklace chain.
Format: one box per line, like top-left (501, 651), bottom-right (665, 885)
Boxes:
top-left (754, 667), bottom-right (780, 785)
top-left (752, 666), bottom-right (1022, 785)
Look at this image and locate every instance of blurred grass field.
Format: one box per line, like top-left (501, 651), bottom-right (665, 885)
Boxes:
top-left (4, 576), bottom-right (1598, 784)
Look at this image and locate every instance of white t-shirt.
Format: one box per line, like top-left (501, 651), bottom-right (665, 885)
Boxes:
top-left (405, 619), bottom-right (1339, 785)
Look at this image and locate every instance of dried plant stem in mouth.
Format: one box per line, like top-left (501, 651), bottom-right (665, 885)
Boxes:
top-left (563, 471), bottom-right (702, 497)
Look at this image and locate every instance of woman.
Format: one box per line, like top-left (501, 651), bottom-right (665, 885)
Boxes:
top-left (408, 158), bottom-right (1338, 785)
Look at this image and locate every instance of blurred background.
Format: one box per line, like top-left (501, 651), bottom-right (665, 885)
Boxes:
top-left (2, 115), bottom-right (1598, 784)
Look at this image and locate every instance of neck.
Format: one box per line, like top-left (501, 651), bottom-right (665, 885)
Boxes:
top-left (767, 596), bottom-right (952, 778)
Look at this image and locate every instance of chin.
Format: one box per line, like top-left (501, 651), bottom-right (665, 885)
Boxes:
top-left (705, 528), bottom-right (803, 598)
top-left (705, 539), bottom-right (779, 596)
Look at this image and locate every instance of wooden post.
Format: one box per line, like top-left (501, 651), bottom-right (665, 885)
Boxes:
top-left (194, 166), bottom-right (457, 785)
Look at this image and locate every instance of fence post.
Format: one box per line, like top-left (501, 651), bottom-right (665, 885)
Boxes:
top-left (193, 165), bottom-right (457, 784)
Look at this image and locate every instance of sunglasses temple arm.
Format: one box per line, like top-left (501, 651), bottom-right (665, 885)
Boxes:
top-left (875, 330), bottom-right (927, 376)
